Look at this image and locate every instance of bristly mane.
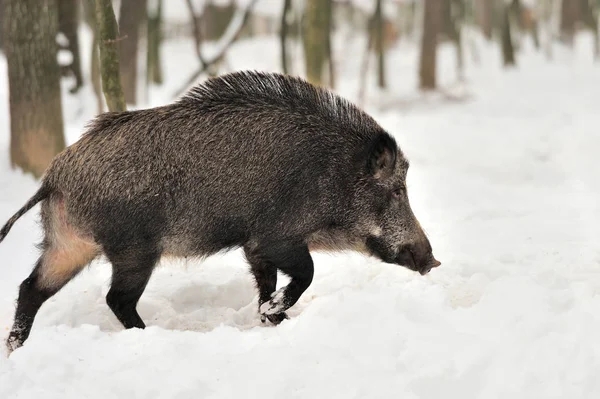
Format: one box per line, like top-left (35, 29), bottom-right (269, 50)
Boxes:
top-left (179, 70), bottom-right (377, 133)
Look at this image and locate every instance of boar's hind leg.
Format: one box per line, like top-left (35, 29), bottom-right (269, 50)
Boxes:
top-left (244, 244), bottom-right (288, 325)
top-left (256, 243), bottom-right (314, 321)
top-left (105, 248), bottom-right (160, 329)
top-left (7, 234), bottom-right (99, 352)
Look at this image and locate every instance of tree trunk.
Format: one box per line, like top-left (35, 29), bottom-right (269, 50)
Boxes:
top-left (478, 0), bottom-right (494, 40)
top-left (501, 1), bottom-right (516, 66)
top-left (58, 0), bottom-right (83, 93)
top-left (580, 0), bottom-right (600, 59)
top-left (374, 0), bottom-right (386, 89)
top-left (147, 0), bottom-right (163, 85)
top-left (325, 0), bottom-right (335, 88)
top-left (444, 0), bottom-right (465, 82)
top-left (560, 0), bottom-right (581, 43)
top-left (4, 0), bottom-right (66, 178)
top-left (280, 0), bottom-right (292, 74)
top-left (419, 0), bottom-right (441, 90)
top-left (118, 0), bottom-right (147, 105)
top-left (303, 0), bottom-right (330, 85)
top-left (83, 0), bottom-right (103, 114)
top-left (96, 0), bottom-right (126, 112)
top-left (203, 2), bottom-right (236, 41)
top-left (0, 0), bottom-right (5, 51)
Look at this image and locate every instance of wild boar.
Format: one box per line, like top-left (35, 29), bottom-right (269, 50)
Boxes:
top-left (1, 71), bottom-right (440, 352)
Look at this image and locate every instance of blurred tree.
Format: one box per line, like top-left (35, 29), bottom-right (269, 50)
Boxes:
top-left (83, 0), bottom-right (104, 114)
top-left (477, 0), bottom-right (494, 40)
top-left (174, 0), bottom-right (257, 97)
top-left (303, 0), bottom-right (332, 86)
top-left (280, 0), bottom-right (292, 74)
top-left (500, 0), bottom-right (517, 66)
top-left (203, 2), bottom-right (236, 40)
top-left (96, 0), bottom-right (126, 112)
top-left (580, 0), bottom-right (600, 59)
top-left (0, 0), bottom-right (4, 51)
top-left (325, 0), bottom-right (335, 88)
top-left (147, 0), bottom-right (163, 85)
top-left (119, 0), bottom-right (147, 104)
top-left (442, 0), bottom-right (465, 81)
top-left (3, 0), bottom-right (66, 178)
top-left (58, 0), bottom-right (83, 93)
top-left (419, 0), bottom-right (441, 89)
top-left (374, 0), bottom-right (386, 88)
top-left (539, 0), bottom-right (555, 58)
top-left (560, 0), bottom-right (581, 43)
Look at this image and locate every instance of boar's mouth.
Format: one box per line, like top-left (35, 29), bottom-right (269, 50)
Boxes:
top-left (395, 247), bottom-right (441, 275)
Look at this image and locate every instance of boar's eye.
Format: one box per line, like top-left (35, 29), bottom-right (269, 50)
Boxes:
top-left (392, 185), bottom-right (405, 199)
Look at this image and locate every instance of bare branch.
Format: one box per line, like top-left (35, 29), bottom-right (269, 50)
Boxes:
top-left (184, 0), bottom-right (206, 65)
top-left (173, 0), bottom-right (258, 97)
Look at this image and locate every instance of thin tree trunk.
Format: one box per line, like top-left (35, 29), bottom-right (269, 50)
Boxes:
top-left (4, 0), bottom-right (66, 178)
top-left (540, 0), bottom-right (554, 59)
top-left (479, 0), bottom-right (494, 40)
top-left (91, 35), bottom-right (104, 114)
top-left (560, 0), bottom-right (581, 44)
top-left (580, 0), bottom-right (600, 59)
top-left (303, 0), bottom-right (330, 85)
top-left (325, 0), bottom-right (335, 88)
top-left (445, 0), bottom-right (465, 82)
top-left (147, 0), bottom-right (163, 85)
top-left (96, 0), bottom-right (126, 112)
top-left (83, 0), bottom-right (103, 114)
top-left (531, 18), bottom-right (541, 49)
top-left (358, 14), bottom-right (375, 106)
top-left (501, 1), bottom-right (516, 66)
top-left (58, 0), bottom-right (83, 93)
top-left (0, 0), bottom-right (5, 51)
top-left (280, 0), bottom-right (292, 74)
top-left (118, 0), bottom-right (147, 105)
top-left (374, 0), bottom-right (386, 89)
top-left (419, 0), bottom-right (441, 90)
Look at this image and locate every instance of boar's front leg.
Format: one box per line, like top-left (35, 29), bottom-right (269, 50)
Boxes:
top-left (244, 243), bottom-right (286, 324)
top-left (248, 242), bottom-right (314, 322)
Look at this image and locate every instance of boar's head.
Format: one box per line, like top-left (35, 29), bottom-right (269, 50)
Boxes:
top-left (357, 133), bottom-right (441, 275)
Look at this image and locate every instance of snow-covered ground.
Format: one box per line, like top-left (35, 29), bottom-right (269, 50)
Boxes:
top-left (1, 26), bottom-right (600, 398)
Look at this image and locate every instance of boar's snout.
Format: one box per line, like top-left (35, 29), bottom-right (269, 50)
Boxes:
top-left (395, 237), bottom-right (441, 276)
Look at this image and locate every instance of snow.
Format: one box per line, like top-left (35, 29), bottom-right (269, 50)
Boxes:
top-left (1, 24), bottom-right (600, 398)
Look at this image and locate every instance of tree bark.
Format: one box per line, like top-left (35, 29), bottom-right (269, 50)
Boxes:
top-left (303, 0), bottom-right (331, 86)
top-left (96, 0), bottom-right (126, 112)
top-left (580, 0), bottom-right (600, 59)
top-left (4, 0), bottom-right (66, 178)
top-left (560, 0), bottom-right (581, 43)
top-left (118, 0), bottom-right (147, 105)
top-left (280, 0), bottom-right (292, 74)
top-left (501, 1), bottom-right (516, 66)
top-left (444, 0), bottom-right (465, 81)
top-left (58, 0), bottom-right (83, 93)
top-left (0, 0), bottom-right (5, 51)
top-left (478, 0), bottom-right (494, 40)
top-left (419, 0), bottom-right (441, 90)
top-left (374, 0), bottom-right (386, 89)
top-left (147, 0), bottom-right (163, 85)
top-left (203, 2), bottom-right (236, 41)
top-left (325, 0), bottom-right (335, 88)
top-left (83, 0), bottom-right (103, 114)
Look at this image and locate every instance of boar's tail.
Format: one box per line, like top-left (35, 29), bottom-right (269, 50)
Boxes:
top-left (0, 186), bottom-right (50, 244)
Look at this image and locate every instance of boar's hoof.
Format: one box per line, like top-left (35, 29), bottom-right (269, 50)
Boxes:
top-left (260, 288), bottom-right (288, 316)
top-left (260, 312), bottom-right (289, 325)
top-left (5, 334), bottom-right (22, 355)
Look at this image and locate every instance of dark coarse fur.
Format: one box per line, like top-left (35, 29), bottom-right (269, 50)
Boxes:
top-left (2, 71), bottom-right (440, 352)
top-left (44, 72), bottom-right (382, 254)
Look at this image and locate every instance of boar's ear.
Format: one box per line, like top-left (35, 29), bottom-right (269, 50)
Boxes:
top-left (367, 133), bottom-right (397, 179)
